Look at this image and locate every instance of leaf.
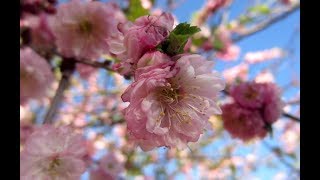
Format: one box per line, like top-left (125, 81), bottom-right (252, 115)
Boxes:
top-left (159, 22), bottom-right (201, 56)
top-left (248, 4), bottom-right (271, 15)
top-left (171, 22), bottom-right (201, 35)
top-left (125, 0), bottom-right (149, 21)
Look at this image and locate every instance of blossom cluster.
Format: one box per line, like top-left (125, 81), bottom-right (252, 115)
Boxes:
top-left (221, 82), bottom-right (284, 141)
top-left (105, 13), bottom-right (226, 150)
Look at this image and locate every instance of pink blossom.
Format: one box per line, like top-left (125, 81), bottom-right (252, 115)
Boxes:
top-left (20, 125), bottom-right (87, 180)
top-left (51, 0), bottom-right (121, 59)
top-left (122, 54), bottom-right (225, 150)
top-left (222, 63), bottom-right (248, 83)
top-left (20, 47), bottom-right (54, 104)
top-left (90, 168), bottom-right (114, 180)
top-left (109, 13), bottom-right (174, 76)
top-left (262, 83), bottom-right (284, 124)
top-left (255, 70), bottom-right (275, 83)
top-left (215, 44), bottom-right (240, 61)
top-left (213, 26), bottom-right (240, 61)
top-left (280, 0), bottom-right (297, 5)
top-left (98, 152), bottom-right (125, 178)
top-left (244, 47), bottom-right (284, 64)
top-left (227, 82), bottom-right (283, 133)
top-left (23, 13), bottom-right (56, 52)
top-left (280, 122), bottom-right (300, 153)
top-left (20, 123), bottom-right (36, 145)
top-left (194, 0), bottom-right (232, 26)
top-left (221, 103), bottom-right (268, 141)
top-left (230, 82), bottom-right (266, 109)
top-left (135, 51), bottom-right (171, 79)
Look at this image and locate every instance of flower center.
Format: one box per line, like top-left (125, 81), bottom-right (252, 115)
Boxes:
top-left (158, 87), bottom-right (180, 104)
top-left (45, 157), bottom-right (62, 176)
top-left (244, 87), bottom-right (258, 100)
top-left (78, 20), bottom-right (93, 35)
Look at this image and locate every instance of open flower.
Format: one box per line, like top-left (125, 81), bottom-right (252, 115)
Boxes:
top-left (51, 0), bottom-right (122, 60)
top-left (20, 47), bottom-right (54, 104)
top-left (122, 54), bottom-right (225, 150)
top-left (20, 125), bottom-right (87, 180)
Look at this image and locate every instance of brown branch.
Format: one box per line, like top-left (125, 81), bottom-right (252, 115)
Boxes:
top-left (43, 60), bottom-right (75, 124)
top-left (283, 112), bottom-right (300, 122)
top-left (73, 58), bottom-right (114, 72)
top-left (233, 3), bottom-right (300, 42)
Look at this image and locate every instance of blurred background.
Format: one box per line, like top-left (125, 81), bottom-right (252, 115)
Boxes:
top-left (20, 0), bottom-right (300, 179)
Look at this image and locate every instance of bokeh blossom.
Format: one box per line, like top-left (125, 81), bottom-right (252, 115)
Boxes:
top-left (20, 47), bottom-right (54, 104)
top-left (222, 82), bottom-right (284, 141)
top-left (20, 125), bottom-right (87, 180)
top-left (51, 0), bottom-right (123, 59)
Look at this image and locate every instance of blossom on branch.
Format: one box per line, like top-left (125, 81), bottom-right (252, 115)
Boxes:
top-left (122, 54), bottom-right (225, 150)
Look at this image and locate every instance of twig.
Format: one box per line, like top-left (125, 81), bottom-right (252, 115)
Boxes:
top-left (233, 3), bottom-right (300, 42)
top-left (73, 58), bottom-right (114, 72)
top-left (43, 60), bottom-right (75, 124)
top-left (283, 112), bottom-right (300, 122)
top-left (263, 142), bottom-right (300, 175)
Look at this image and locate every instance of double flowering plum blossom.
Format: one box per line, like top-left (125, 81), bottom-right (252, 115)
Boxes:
top-left (22, 13), bottom-right (55, 52)
top-left (109, 13), bottom-right (174, 76)
top-left (51, 0), bottom-right (124, 60)
top-left (222, 103), bottom-right (268, 141)
top-left (222, 82), bottom-right (284, 141)
top-left (20, 47), bottom-right (54, 105)
top-left (122, 54), bottom-right (225, 150)
top-left (20, 125), bottom-right (87, 180)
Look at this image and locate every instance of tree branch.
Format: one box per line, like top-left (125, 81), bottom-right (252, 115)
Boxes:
top-left (43, 60), bottom-right (75, 124)
top-left (233, 3), bottom-right (300, 42)
top-left (283, 112), bottom-right (300, 122)
top-left (73, 58), bottom-right (114, 72)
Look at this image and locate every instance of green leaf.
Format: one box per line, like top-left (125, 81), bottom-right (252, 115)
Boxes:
top-left (248, 4), bottom-right (271, 15)
top-left (159, 22), bottom-right (200, 56)
top-left (125, 0), bottom-right (149, 21)
top-left (171, 22), bottom-right (201, 35)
